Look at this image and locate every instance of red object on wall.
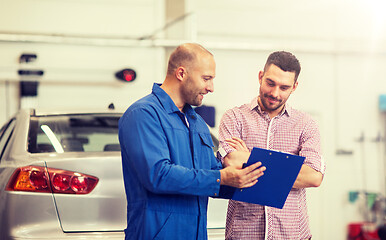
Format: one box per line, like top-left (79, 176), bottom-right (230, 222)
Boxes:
top-left (348, 222), bottom-right (380, 240)
top-left (115, 68), bottom-right (136, 82)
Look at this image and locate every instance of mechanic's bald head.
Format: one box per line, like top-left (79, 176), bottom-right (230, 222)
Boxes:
top-left (167, 43), bottom-right (213, 76)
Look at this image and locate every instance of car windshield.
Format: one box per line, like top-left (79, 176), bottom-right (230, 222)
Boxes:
top-left (28, 114), bottom-right (121, 153)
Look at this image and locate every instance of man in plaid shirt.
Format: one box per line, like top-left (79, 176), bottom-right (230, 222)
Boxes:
top-left (218, 51), bottom-right (326, 240)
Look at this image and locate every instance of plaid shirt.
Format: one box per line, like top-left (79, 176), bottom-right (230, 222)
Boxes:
top-left (218, 97), bottom-right (325, 240)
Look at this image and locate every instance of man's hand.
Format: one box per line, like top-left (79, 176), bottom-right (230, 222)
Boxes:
top-left (223, 151), bottom-right (250, 168)
top-left (223, 137), bottom-right (250, 168)
top-left (220, 162), bottom-right (266, 188)
top-left (225, 137), bottom-right (249, 152)
top-left (220, 137), bottom-right (265, 188)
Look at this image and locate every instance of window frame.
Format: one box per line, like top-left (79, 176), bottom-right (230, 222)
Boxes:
top-left (0, 118), bottom-right (16, 161)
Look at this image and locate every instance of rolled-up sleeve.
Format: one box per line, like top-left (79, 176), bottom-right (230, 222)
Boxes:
top-left (218, 109), bottom-right (242, 161)
top-left (299, 118), bottom-right (326, 175)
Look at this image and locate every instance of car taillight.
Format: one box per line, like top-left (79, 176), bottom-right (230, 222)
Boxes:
top-left (6, 166), bottom-right (98, 194)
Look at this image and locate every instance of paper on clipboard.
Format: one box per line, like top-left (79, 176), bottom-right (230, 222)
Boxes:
top-left (232, 147), bottom-right (305, 209)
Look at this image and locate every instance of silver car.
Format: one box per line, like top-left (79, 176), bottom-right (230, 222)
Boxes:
top-left (0, 109), bottom-right (226, 240)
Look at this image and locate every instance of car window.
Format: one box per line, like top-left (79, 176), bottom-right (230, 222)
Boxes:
top-left (0, 119), bottom-right (16, 161)
top-left (28, 114), bottom-right (121, 153)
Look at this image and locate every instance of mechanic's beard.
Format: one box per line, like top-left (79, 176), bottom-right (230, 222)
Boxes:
top-left (181, 81), bottom-right (203, 107)
top-left (189, 94), bottom-right (203, 107)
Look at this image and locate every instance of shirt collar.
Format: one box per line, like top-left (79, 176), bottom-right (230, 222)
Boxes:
top-left (249, 96), bottom-right (292, 117)
top-left (152, 83), bottom-right (195, 116)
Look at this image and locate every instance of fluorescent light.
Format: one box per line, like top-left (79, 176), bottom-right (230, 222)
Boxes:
top-left (41, 125), bottom-right (64, 153)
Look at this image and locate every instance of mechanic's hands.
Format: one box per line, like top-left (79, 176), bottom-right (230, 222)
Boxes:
top-left (220, 162), bottom-right (266, 188)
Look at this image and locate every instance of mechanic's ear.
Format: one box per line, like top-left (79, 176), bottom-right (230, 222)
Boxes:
top-left (175, 67), bottom-right (187, 81)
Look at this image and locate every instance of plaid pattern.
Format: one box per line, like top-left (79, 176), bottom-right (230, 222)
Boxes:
top-left (219, 97), bottom-right (325, 240)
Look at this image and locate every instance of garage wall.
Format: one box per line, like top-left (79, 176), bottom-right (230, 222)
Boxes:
top-left (1, 0), bottom-right (386, 240)
top-left (0, 0), bottom-right (166, 122)
top-left (0, 0), bottom-right (161, 36)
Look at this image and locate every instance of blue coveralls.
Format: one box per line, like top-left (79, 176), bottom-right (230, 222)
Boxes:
top-left (119, 83), bottom-right (229, 240)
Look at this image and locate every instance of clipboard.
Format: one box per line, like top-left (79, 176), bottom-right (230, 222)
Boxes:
top-left (232, 147), bottom-right (305, 209)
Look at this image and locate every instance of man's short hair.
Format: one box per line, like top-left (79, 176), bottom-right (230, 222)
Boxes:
top-left (167, 43), bottom-right (213, 76)
top-left (264, 51), bottom-right (301, 82)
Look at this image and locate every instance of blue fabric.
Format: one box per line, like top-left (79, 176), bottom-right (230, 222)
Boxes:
top-left (119, 83), bottom-right (224, 240)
